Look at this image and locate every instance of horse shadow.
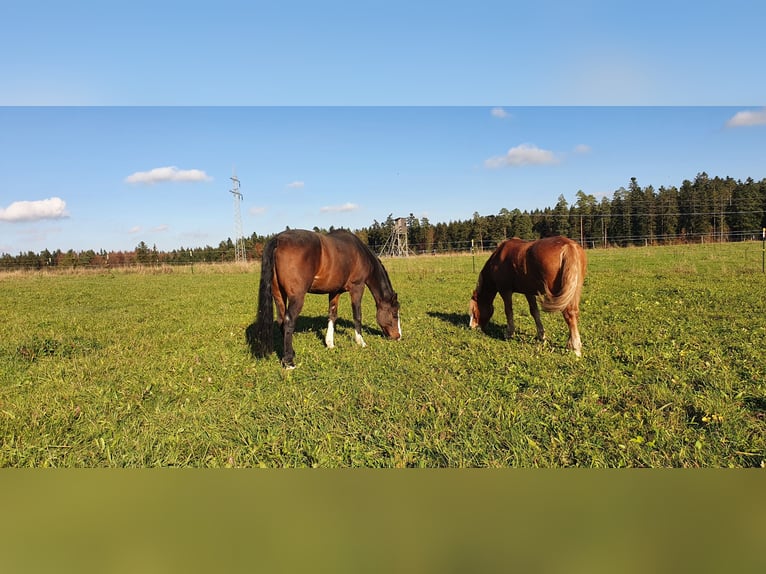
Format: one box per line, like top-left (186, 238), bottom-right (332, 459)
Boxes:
top-left (427, 311), bottom-right (509, 341)
top-left (427, 311), bottom-right (468, 329)
top-left (245, 315), bottom-right (365, 358)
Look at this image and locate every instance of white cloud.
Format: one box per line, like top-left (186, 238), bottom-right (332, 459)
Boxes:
top-left (128, 226), bottom-right (142, 234)
top-left (286, 181), bottom-right (305, 189)
top-left (573, 144), bottom-right (591, 154)
top-left (151, 224), bottom-right (169, 233)
top-left (484, 143), bottom-right (559, 168)
top-left (490, 107), bottom-right (509, 119)
top-left (320, 202), bottom-right (360, 213)
top-left (726, 108), bottom-right (766, 127)
top-left (249, 206), bottom-right (267, 215)
top-left (0, 197), bottom-right (69, 222)
top-left (125, 166), bottom-right (212, 184)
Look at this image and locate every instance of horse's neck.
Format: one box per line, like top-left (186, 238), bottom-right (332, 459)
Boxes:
top-left (476, 266), bottom-right (497, 301)
top-left (365, 259), bottom-right (393, 304)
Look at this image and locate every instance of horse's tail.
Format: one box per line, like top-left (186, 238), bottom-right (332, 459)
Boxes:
top-left (542, 241), bottom-right (585, 313)
top-left (251, 237), bottom-right (277, 357)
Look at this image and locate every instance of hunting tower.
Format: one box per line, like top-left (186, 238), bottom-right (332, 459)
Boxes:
top-left (380, 217), bottom-right (411, 257)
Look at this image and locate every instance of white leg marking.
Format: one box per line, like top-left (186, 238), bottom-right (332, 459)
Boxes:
top-left (325, 320), bottom-right (335, 348)
top-left (354, 329), bottom-right (367, 347)
top-left (572, 334), bottom-right (582, 357)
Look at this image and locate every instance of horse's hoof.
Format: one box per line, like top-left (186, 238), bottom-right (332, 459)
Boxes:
top-left (281, 359), bottom-right (296, 369)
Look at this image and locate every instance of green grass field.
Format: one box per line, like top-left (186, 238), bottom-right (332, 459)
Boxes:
top-left (1, 242), bottom-right (765, 467)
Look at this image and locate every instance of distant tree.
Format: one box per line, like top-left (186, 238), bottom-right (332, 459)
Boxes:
top-left (552, 195), bottom-right (570, 236)
top-left (135, 241), bottom-right (151, 265)
top-left (727, 178), bottom-right (763, 239)
top-left (573, 190), bottom-right (597, 244)
top-left (655, 185), bottom-right (679, 241)
top-left (420, 217), bottom-right (435, 253)
top-left (407, 213), bottom-right (422, 251)
top-left (609, 187), bottom-right (631, 245)
top-left (628, 178), bottom-right (653, 244)
top-left (510, 209), bottom-right (535, 240)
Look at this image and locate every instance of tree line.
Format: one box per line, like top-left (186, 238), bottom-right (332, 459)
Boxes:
top-left (356, 172), bottom-right (765, 253)
top-left (2, 172), bottom-right (765, 271)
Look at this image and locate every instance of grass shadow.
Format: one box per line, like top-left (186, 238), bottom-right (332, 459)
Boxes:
top-left (427, 311), bottom-right (560, 350)
top-left (428, 311), bottom-right (509, 340)
top-left (743, 396), bottom-right (766, 418)
top-left (245, 315), bottom-right (361, 359)
top-left (427, 311), bottom-right (468, 329)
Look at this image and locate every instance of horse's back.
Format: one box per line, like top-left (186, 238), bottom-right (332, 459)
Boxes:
top-left (272, 230), bottom-right (323, 292)
top-left (317, 230), bottom-right (374, 287)
top-left (276, 229), bottom-right (322, 247)
top-left (486, 238), bottom-right (534, 292)
top-left (535, 236), bottom-right (586, 276)
top-left (273, 229), bottom-right (372, 294)
top-left (489, 236), bottom-right (584, 293)
top-left (528, 235), bottom-right (585, 278)
top-left (528, 235), bottom-right (577, 259)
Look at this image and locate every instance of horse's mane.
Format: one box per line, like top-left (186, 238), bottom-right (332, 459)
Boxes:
top-left (372, 255), bottom-right (397, 302)
top-left (363, 241), bottom-right (397, 302)
top-left (333, 230), bottom-right (397, 302)
top-left (474, 242), bottom-right (505, 299)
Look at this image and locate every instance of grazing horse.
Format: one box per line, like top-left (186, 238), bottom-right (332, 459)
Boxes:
top-left (251, 229), bottom-right (401, 368)
top-left (469, 236), bottom-right (587, 356)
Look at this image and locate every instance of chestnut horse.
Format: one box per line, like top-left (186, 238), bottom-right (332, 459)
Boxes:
top-left (251, 229), bottom-right (401, 368)
top-left (469, 236), bottom-right (586, 356)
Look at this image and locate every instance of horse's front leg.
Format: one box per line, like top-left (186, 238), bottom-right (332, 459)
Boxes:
top-left (281, 293), bottom-right (306, 369)
top-left (526, 293), bottom-right (546, 342)
top-left (500, 290), bottom-right (515, 339)
top-left (325, 292), bottom-right (342, 348)
top-left (349, 286), bottom-right (367, 347)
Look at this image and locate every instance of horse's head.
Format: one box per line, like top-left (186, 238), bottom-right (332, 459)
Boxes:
top-left (469, 290), bottom-right (493, 331)
top-left (376, 293), bottom-right (401, 340)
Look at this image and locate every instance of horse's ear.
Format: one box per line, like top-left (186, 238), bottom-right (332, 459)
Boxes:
top-left (471, 289), bottom-right (478, 301)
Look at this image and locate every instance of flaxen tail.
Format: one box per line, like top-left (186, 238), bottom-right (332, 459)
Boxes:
top-left (251, 237), bottom-right (277, 357)
top-left (542, 242), bottom-right (585, 313)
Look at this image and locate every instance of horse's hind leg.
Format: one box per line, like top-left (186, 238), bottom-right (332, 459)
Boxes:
top-left (526, 293), bottom-right (546, 342)
top-left (326, 292), bottom-right (342, 348)
top-left (562, 307), bottom-right (582, 357)
top-left (281, 293), bottom-right (306, 368)
top-left (273, 283), bottom-right (287, 330)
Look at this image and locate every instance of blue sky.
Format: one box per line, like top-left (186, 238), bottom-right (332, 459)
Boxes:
top-left (1, 1), bottom-right (765, 254)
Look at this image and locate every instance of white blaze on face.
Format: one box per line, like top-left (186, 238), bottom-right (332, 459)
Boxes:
top-left (397, 317), bottom-right (402, 339)
top-left (468, 299), bottom-right (479, 329)
top-left (325, 319), bottom-right (335, 348)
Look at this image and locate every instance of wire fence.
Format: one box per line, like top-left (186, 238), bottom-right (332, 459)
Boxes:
top-left (3, 229), bottom-right (764, 272)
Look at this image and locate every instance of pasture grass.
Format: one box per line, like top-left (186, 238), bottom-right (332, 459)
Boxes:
top-left (1, 242), bottom-right (765, 467)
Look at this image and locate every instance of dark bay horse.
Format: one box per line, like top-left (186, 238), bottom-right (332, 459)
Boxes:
top-left (469, 236), bottom-right (587, 356)
top-left (251, 229), bottom-right (401, 368)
